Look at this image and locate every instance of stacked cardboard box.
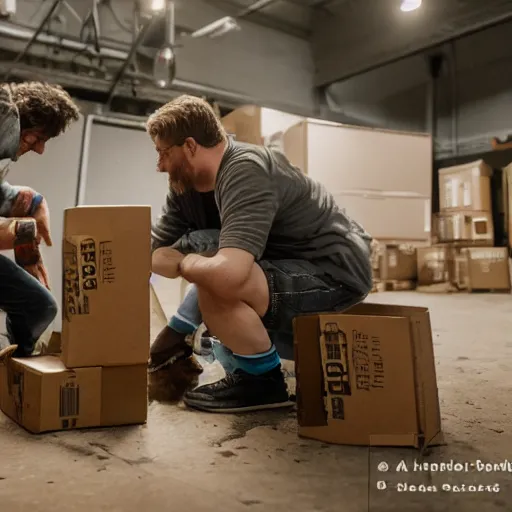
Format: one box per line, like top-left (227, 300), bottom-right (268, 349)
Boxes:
top-left (371, 241), bottom-right (420, 292)
top-left (417, 161), bottom-right (511, 292)
top-left (0, 206), bottom-right (152, 433)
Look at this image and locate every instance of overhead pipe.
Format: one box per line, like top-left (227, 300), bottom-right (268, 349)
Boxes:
top-left (106, 16), bottom-right (155, 107)
top-left (0, 21), bottom-right (127, 60)
top-left (0, 21), bottom-right (317, 117)
top-left (3, 0), bottom-right (63, 80)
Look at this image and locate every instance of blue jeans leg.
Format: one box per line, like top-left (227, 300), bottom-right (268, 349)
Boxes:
top-left (0, 254), bottom-right (58, 357)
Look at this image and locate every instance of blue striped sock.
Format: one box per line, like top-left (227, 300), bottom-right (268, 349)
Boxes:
top-left (231, 345), bottom-right (281, 376)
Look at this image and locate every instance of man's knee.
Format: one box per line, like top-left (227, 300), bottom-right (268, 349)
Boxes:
top-left (34, 289), bottom-right (58, 325)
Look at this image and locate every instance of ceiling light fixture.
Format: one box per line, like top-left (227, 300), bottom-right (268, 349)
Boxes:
top-left (153, 0), bottom-right (176, 88)
top-left (400, 0), bottom-right (422, 12)
top-left (151, 0), bottom-right (165, 11)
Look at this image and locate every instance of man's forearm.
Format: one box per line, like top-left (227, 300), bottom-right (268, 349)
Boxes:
top-left (0, 183), bottom-right (43, 218)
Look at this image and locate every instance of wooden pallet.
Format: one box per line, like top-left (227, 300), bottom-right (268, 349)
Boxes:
top-left (374, 279), bottom-right (416, 292)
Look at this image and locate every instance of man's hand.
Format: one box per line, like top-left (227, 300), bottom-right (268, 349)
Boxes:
top-left (24, 260), bottom-right (51, 290)
top-left (33, 198), bottom-right (52, 247)
top-left (152, 247), bottom-right (185, 279)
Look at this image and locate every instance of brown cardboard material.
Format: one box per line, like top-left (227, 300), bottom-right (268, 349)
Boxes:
top-left (0, 356), bottom-right (147, 434)
top-left (417, 247), bottom-right (455, 286)
top-left (62, 206), bottom-right (151, 368)
top-left (455, 247), bottom-right (511, 292)
top-left (438, 160), bottom-right (493, 212)
top-left (221, 106), bottom-right (303, 146)
top-left (293, 303), bottom-right (443, 447)
top-left (505, 163), bottom-right (512, 249)
top-left (378, 244), bottom-right (417, 281)
top-left (433, 210), bottom-right (494, 245)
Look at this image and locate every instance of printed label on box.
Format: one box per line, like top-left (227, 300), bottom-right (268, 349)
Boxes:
top-left (320, 323), bottom-right (352, 420)
top-left (63, 237), bottom-right (117, 321)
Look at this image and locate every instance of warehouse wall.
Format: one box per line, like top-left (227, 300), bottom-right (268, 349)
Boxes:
top-left (326, 20), bottom-right (512, 160)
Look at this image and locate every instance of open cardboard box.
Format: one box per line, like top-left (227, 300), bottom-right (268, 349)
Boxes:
top-left (293, 303), bottom-right (444, 448)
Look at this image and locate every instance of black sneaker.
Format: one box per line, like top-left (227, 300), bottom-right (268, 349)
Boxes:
top-left (183, 365), bottom-right (295, 413)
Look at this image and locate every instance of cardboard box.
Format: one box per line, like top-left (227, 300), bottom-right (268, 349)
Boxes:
top-left (62, 206), bottom-right (151, 368)
top-left (505, 163), bottom-right (512, 249)
top-left (455, 247), bottom-right (511, 292)
top-left (0, 356), bottom-right (147, 434)
top-left (438, 160), bottom-right (492, 212)
top-left (221, 106), bottom-right (303, 146)
top-left (378, 244), bottom-right (417, 281)
top-left (433, 210), bottom-right (494, 245)
top-left (282, 119), bottom-right (432, 241)
top-left (417, 246), bottom-right (454, 286)
top-left (293, 303), bottom-right (443, 447)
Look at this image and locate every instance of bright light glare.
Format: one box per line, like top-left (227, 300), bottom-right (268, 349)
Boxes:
top-left (152, 0), bottom-right (165, 11)
top-left (400, 0), bottom-right (422, 12)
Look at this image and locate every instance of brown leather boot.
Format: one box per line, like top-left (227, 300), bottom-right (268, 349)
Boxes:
top-left (148, 325), bottom-right (194, 373)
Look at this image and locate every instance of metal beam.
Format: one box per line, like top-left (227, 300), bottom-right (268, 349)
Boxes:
top-left (206, 0), bottom-right (309, 38)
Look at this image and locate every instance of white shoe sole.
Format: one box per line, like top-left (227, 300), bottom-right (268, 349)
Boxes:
top-left (183, 398), bottom-right (295, 413)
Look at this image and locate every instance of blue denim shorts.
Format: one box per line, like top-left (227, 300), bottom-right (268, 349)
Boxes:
top-left (259, 254), bottom-right (370, 336)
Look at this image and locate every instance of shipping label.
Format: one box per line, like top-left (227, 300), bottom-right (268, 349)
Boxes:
top-left (63, 237), bottom-right (117, 320)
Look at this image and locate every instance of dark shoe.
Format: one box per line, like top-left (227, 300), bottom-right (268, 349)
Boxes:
top-left (183, 365), bottom-right (294, 413)
top-left (148, 355), bottom-right (203, 403)
top-left (149, 326), bottom-right (193, 373)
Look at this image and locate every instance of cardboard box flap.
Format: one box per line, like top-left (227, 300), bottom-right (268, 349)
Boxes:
top-left (345, 302), bottom-right (428, 317)
top-left (438, 160), bottom-right (493, 177)
top-left (293, 315), bottom-right (326, 427)
top-left (12, 356), bottom-right (67, 374)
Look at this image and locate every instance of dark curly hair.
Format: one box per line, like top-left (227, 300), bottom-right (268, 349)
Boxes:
top-left (6, 81), bottom-right (80, 138)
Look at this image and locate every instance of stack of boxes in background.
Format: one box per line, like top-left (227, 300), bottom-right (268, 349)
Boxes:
top-left (0, 206), bottom-right (152, 434)
top-left (417, 160), bottom-right (511, 292)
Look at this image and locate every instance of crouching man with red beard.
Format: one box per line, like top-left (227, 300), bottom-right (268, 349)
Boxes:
top-left (147, 95), bottom-right (373, 413)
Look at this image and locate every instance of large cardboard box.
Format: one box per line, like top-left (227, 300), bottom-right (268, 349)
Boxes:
top-left (454, 247), bottom-right (511, 292)
top-left (62, 206), bottom-right (151, 368)
top-left (221, 106), bottom-right (303, 146)
top-left (438, 160), bottom-right (492, 212)
top-left (283, 120), bottom-right (432, 241)
top-left (0, 356), bottom-right (147, 434)
top-left (293, 303), bottom-right (443, 447)
top-left (417, 246), bottom-right (455, 286)
top-left (433, 210), bottom-right (494, 245)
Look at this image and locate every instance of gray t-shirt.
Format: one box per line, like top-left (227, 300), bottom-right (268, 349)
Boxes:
top-left (215, 138), bottom-right (372, 266)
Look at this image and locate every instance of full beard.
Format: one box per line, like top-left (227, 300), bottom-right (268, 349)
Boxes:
top-left (168, 165), bottom-right (193, 195)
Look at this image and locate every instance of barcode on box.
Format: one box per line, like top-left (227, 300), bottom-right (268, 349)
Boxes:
top-left (59, 385), bottom-right (80, 418)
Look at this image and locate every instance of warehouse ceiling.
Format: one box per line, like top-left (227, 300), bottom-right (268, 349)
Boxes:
top-left (0, 0), bottom-right (510, 116)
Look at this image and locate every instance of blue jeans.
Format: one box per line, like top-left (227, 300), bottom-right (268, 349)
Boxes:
top-left (174, 230), bottom-right (372, 360)
top-left (0, 254), bottom-right (58, 357)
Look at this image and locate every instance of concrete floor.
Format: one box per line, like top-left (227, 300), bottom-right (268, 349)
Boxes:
top-left (2, 291), bottom-right (512, 511)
